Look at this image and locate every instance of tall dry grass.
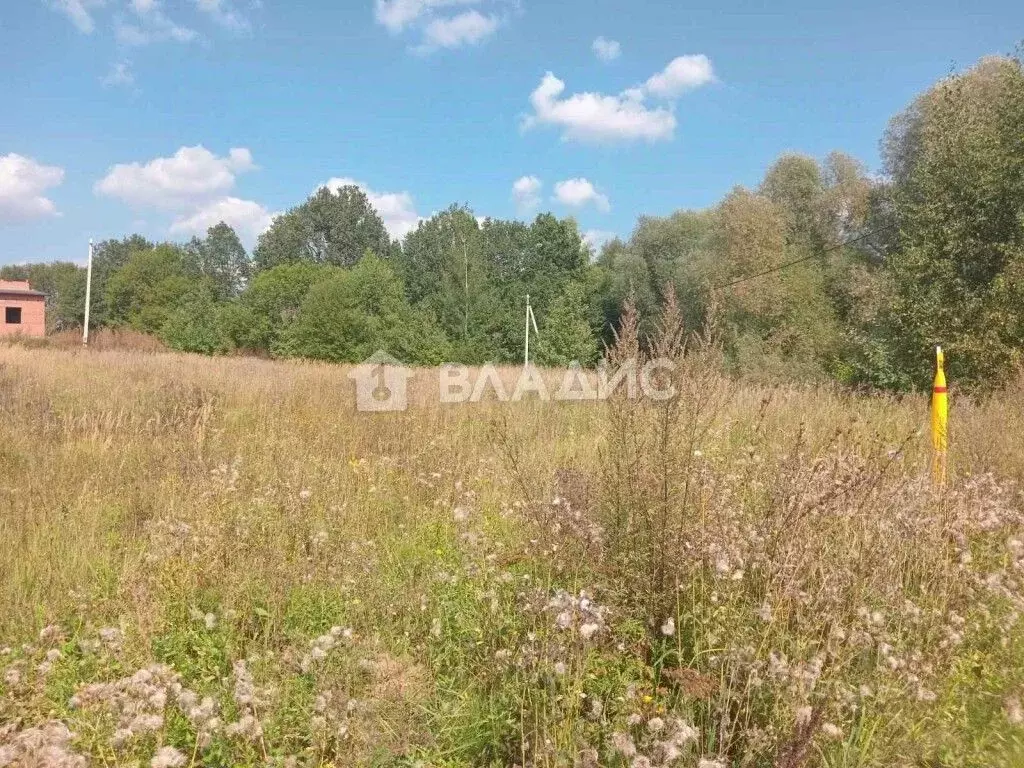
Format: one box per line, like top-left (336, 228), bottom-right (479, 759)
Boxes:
top-left (0, 335), bottom-right (1022, 767)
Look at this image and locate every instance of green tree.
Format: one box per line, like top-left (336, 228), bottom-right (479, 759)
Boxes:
top-left (709, 186), bottom-right (842, 380)
top-left (224, 262), bottom-right (342, 353)
top-left (534, 282), bottom-right (600, 367)
top-left (522, 214), bottom-right (588, 317)
top-left (189, 222), bottom-right (252, 299)
top-left (253, 186), bottom-right (391, 271)
top-left (87, 235), bottom-right (154, 327)
top-left (104, 244), bottom-right (205, 334)
top-left (161, 285), bottom-right (231, 354)
top-left (398, 206), bottom-right (503, 363)
top-left (881, 56), bottom-right (1024, 389)
top-left (283, 252), bottom-right (449, 364)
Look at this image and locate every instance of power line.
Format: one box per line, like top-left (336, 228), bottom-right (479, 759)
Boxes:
top-left (711, 223), bottom-right (896, 291)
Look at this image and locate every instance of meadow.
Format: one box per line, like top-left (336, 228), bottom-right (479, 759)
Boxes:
top-left (2, 327), bottom-right (1024, 767)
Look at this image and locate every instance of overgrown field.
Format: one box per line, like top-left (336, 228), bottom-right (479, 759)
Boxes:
top-left (2, 339), bottom-right (1024, 767)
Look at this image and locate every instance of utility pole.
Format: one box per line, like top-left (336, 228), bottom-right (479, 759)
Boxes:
top-left (524, 294), bottom-right (539, 367)
top-left (83, 239), bottom-right (93, 347)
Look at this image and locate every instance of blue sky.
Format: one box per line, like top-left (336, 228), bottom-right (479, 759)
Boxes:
top-left (0, 0), bottom-right (1019, 265)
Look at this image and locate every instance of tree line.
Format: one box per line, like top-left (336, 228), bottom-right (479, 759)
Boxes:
top-left (4, 54), bottom-right (1022, 390)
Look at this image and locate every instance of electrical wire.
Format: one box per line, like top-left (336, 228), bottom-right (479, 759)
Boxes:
top-left (711, 223), bottom-right (897, 291)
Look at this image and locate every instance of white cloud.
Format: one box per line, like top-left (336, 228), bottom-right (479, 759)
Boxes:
top-left (644, 55), bottom-right (715, 99)
top-left (116, 0), bottom-right (197, 45)
top-left (553, 178), bottom-right (610, 212)
top-left (169, 197), bottom-right (277, 247)
top-left (101, 60), bottom-right (134, 88)
top-left (376, 0), bottom-right (505, 52)
top-left (0, 154), bottom-right (65, 222)
top-left (582, 229), bottom-right (616, 252)
top-left (417, 9), bottom-right (499, 51)
top-left (95, 146), bottom-right (256, 209)
top-left (193, 0), bottom-right (249, 31)
top-left (322, 177), bottom-right (422, 240)
top-left (592, 36), bottom-right (621, 62)
top-left (524, 72), bottom-right (676, 144)
top-left (374, 0), bottom-right (479, 33)
top-left (511, 175), bottom-right (542, 214)
top-left (523, 55), bottom-right (715, 144)
top-left (48, 0), bottom-right (105, 34)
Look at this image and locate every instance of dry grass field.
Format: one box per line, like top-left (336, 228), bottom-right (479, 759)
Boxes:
top-left (2, 334), bottom-right (1024, 767)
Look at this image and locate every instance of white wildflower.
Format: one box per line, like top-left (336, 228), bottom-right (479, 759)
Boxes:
top-left (151, 745), bottom-right (187, 768)
top-left (111, 728), bottom-right (134, 749)
top-left (1005, 696), bottom-right (1024, 725)
top-left (822, 722), bottom-right (843, 739)
top-left (611, 732), bottom-right (636, 758)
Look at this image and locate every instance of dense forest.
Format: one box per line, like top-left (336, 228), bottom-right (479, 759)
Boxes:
top-left (5, 55), bottom-right (1023, 390)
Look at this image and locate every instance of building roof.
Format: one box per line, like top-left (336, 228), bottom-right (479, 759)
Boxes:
top-left (0, 280), bottom-right (44, 298)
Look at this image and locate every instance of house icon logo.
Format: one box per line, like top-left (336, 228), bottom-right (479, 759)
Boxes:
top-left (348, 350), bottom-right (413, 412)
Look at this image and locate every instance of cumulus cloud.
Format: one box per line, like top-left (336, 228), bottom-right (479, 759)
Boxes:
top-left (523, 54), bottom-right (715, 144)
top-left (553, 178), bottom-right (610, 212)
top-left (48, 0), bottom-right (105, 34)
top-left (644, 54), bottom-right (715, 98)
top-left (101, 60), bottom-right (134, 88)
top-left (95, 146), bottom-right (256, 209)
top-left (511, 175), bottom-right (542, 214)
top-left (524, 72), bottom-right (676, 143)
top-left (374, 0), bottom-right (479, 33)
top-left (169, 197), bottom-right (276, 246)
top-left (0, 154), bottom-right (65, 222)
top-left (417, 9), bottom-right (500, 51)
top-left (322, 177), bottom-right (422, 240)
top-left (592, 36), bottom-right (621, 62)
top-left (376, 0), bottom-right (504, 52)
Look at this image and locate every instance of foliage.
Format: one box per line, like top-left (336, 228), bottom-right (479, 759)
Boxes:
top-left (6, 54), bottom-right (1024, 390)
top-left (88, 235), bottom-right (155, 327)
top-left (104, 244), bottom-right (207, 334)
top-left (223, 262), bottom-right (342, 353)
top-left (397, 206), bottom-right (505, 363)
top-left (187, 222), bottom-right (253, 300)
top-left (534, 281), bottom-right (599, 367)
top-left (254, 186), bottom-right (392, 271)
top-left (281, 251), bottom-right (450, 364)
top-left (161, 286), bottom-right (232, 355)
top-left (876, 56), bottom-right (1024, 390)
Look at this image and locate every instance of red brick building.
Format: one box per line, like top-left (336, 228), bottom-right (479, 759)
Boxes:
top-left (0, 280), bottom-right (46, 338)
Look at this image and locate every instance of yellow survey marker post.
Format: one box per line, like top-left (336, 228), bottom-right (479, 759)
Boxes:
top-left (931, 346), bottom-right (948, 486)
